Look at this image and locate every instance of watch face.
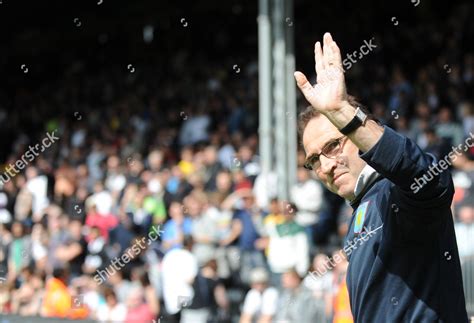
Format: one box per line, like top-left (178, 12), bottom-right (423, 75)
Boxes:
top-left (356, 107), bottom-right (367, 122)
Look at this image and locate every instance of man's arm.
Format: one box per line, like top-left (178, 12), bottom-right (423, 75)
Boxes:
top-left (325, 104), bottom-right (384, 153)
top-left (55, 242), bottom-right (83, 262)
top-left (220, 218), bottom-right (242, 246)
top-left (325, 103), bottom-right (452, 201)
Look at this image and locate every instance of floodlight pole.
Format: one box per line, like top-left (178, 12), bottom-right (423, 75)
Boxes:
top-left (258, 0), bottom-right (297, 202)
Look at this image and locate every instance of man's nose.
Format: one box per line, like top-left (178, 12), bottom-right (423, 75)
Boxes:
top-left (319, 155), bottom-right (337, 175)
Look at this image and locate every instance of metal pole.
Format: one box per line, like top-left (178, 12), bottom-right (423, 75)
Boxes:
top-left (285, 0), bottom-right (297, 193)
top-left (258, 0), bottom-right (273, 177)
top-left (272, 0), bottom-right (288, 200)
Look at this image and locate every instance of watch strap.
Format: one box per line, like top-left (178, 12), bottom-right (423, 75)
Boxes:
top-left (339, 107), bottom-right (367, 135)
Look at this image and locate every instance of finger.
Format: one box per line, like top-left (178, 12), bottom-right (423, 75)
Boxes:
top-left (323, 32), bottom-right (332, 69)
top-left (294, 71), bottom-right (315, 104)
top-left (330, 41), bottom-right (344, 72)
top-left (314, 41), bottom-right (324, 76)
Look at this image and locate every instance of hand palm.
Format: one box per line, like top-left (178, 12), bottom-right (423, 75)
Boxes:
top-left (295, 33), bottom-right (348, 113)
top-left (312, 64), bottom-right (346, 112)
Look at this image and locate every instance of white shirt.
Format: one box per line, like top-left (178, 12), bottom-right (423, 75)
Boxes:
top-left (303, 272), bottom-right (333, 299)
top-left (161, 248), bottom-right (198, 314)
top-left (253, 172), bottom-right (278, 210)
top-left (91, 190), bottom-right (113, 215)
top-left (242, 287), bottom-right (279, 317)
top-left (291, 179), bottom-right (323, 226)
top-left (26, 175), bottom-right (49, 215)
top-left (267, 229), bottom-right (309, 276)
top-left (96, 302), bottom-right (127, 322)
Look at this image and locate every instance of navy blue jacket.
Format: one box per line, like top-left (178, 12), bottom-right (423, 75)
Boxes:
top-left (344, 126), bottom-right (468, 322)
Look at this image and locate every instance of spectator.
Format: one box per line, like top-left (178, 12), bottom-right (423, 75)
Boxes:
top-left (331, 256), bottom-right (353, 323)
top-left (181, 258), bottom-right (229, 323)
top-left (133, 267), bottom-right (161, 320)
top-left (162, 201), bottom-right (193, 252)
top-left (240, 267), bottom-right (278, 323)
top-left (208, 170), bottom-right (233, 206)
top-left (124, 285), bottom-right (155, 323)
top-left (423, 127), bottom-right (451, 160)
top-left (202, 145), bottom-right (223, 192)
top-left (108, 270), bottom-right (133, 304)
top-left (220, 188), bottom-right (266, 286)
top-left (96, 287), bottom-right (127, 322)
top-left (275, 269), bottom-right (322, 322)
top-left (161, 236), bottom-right (198, 321)
top-left (0, 223), bottom-right (12, 276)
top-left (8, 221), bottom-right (32, 278)
top-left (54, 218), bottom-right (86, 279)
top-left (291, 166), bottom-right (324, 238)
top-left (25, 167), bottom-right (50, 221)
top-left (40, 267), bottom-right (89, 319)
top-left (187, 191), bottom-right (220, 266)
top-left (85, 182), bottom-right (118, 240)
top-left (0, 191), bottom-right (12, 224)
top-left (82, 226), bottom-right (108, 275)
top-left (30, 223), bottom-right (49, 272)
top-left (460, 102), bottom-right (474, 136)
top-left (10, 267), bottom-right (43, 316)
top-left (454, 203), bottom-right (474, 260)
top-left (265, 202), bottom-right (309, 284)
top-left (436, 107), bottom-right (465, 147)
top-left (303, 252), bottom-right (334, 321)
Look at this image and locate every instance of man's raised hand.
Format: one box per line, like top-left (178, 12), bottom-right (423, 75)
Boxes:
top-left (294, 32), bottom-right (348, 115)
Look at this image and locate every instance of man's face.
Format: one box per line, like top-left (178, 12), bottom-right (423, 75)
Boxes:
top-left (302, 115), bottom-right (366, 200)
top-left (281, 271), bottom-right (300, 290)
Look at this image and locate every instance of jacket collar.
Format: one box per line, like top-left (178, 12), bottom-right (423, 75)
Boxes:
top-left (349, 164), bottom-right (382, 209)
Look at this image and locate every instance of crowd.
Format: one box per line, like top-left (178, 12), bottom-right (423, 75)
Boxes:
top-left (0, 2), bottom-right (473, 323)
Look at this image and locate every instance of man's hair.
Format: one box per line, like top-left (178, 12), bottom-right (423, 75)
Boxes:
top-left (297, 95), bottom-right (382, 141)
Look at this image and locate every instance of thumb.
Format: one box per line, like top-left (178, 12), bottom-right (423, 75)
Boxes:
top-left (294, 71), bottom-right (315, 104)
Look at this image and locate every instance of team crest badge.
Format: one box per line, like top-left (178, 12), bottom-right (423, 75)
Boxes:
top-left (354, 201), bottom-right (369, 234)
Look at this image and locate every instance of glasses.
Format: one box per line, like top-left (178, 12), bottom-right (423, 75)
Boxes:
top-left (304, 136), bottom-right (347, 171)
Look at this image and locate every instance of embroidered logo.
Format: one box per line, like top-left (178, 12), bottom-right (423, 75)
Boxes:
top-left (354, 201), bottom-right (370, 234)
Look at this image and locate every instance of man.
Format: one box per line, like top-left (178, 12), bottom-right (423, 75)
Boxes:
top-left (294, 32), bottom-right (468, 322)
top-left (290, 166), bottom-right (324, 238)
top-left (124, 285), bottom-right (155, 322)
top-left (40, 267), bottom-right (89, 319)
top-left (161, 236), bottom-right (198, 322)
top-left (265, 202), bottom-right (309, 284)
top-left (240, 267), bottom-right (278, 323)
top-left (220, 188), bottom-right (267, 286)
top-left (275, 269), bottom-right (322, 322)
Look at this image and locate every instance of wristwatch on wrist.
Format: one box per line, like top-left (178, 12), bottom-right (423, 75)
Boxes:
top-left (339, 107), bottom-right (368, 135)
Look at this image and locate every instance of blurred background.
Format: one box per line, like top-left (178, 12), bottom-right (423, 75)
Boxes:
top-left (0, 0), bottom-right (473, 322)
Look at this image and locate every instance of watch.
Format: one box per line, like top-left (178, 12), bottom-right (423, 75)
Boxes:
top-left (339, 107), bottom-right (368, 135)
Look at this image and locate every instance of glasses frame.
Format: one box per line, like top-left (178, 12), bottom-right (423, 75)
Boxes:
top-left (304, 136), bottom-right (348, 171)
